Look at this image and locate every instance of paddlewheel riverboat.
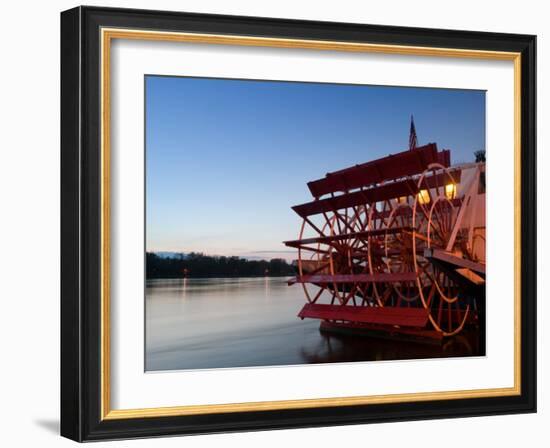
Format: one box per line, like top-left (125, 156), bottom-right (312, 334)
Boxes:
top-left (284, 139), bottom-right (486, 340)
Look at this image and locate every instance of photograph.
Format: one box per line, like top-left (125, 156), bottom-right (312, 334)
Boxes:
top-left (144, 76), bottom-right (487, 372)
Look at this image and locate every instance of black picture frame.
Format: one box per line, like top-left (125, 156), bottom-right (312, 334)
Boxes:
top-left (61, 5), bottom-right (536, 442)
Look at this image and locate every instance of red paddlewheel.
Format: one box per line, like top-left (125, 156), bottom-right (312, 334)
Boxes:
top-left (296, 217), bottom-right (333, 305)
top-left (384, 203), bottom-right (421, 305)
top-left (413, 163), bottom-right (469, 336)
top-left (286, 146), bottom-right (485, 338)
top-left (367, 200), bottom-right (392, 306)
top-left (327, 206), bottom-right (372, 306)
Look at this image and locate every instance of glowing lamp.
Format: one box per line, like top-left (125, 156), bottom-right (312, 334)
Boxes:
top-left (418, 189), bottom-right (430, 205)
top-left (445, 183), bottom-right (457, 200)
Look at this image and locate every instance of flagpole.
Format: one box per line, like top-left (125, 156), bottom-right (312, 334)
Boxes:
top-left (409, 115), bottom-right (418, 150)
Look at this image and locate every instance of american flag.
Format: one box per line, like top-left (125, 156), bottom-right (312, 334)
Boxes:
top-left (409, 115), bottom-right (418, 150)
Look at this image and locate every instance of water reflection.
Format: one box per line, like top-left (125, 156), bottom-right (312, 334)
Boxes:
top-left (300, 331), bottom-right (480, 365)
top-left (145, 277), bottom-right (482, 371)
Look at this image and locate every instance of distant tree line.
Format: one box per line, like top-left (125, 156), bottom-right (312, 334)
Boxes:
top-left (146, 252), bottom-right (295, 279)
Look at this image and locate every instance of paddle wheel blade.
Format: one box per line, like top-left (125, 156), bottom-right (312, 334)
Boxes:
top-left (298, 303), bottom-right (429, 327)
top-left (307, 143), bottom-right (446, 198)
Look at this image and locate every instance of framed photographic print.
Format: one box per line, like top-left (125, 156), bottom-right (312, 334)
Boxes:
top-left (60, 6), bottom-right (536, 442)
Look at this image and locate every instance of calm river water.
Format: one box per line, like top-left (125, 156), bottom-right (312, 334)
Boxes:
top-left (146, 277), bottom-right (481, 371)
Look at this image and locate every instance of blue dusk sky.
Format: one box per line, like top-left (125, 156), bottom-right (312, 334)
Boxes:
top-left (145, 76), bottom-right (485, 260)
